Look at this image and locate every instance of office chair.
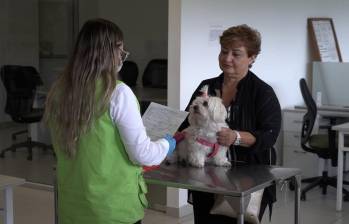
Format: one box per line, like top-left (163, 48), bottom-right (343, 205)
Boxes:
top-left (119, 60), bottom-right (139, 87)
top-left (139, 100), bottom-right (151, 116)
top-left (299, 78), bottom-right (349, 200)
top-left (0, 65), bottom-right (51, 160)
top-left (142, 59), bottom-right (167, 88)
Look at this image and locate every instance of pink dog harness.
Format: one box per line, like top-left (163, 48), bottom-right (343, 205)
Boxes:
top-left (174, 132), bottom-right (220, 158)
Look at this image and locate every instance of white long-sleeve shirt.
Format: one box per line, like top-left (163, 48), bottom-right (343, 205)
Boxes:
top-left (109, 83), bottom-right (169, 166)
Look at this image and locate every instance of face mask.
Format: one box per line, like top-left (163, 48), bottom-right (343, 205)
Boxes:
top-left (117, 62), bottom-right (123, 72)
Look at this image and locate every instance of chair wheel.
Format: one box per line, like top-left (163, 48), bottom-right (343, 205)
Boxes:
top-left (301, 193), bottom-right (306, 201)
top-left (344, 194), bottom-right (349, 201)
top-left (289, 182), bottom-right (295, 191)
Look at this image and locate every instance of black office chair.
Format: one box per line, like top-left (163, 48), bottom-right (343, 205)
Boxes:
top-left (0, 65), bottom-right (50, 160)
top-left (139, 100), bottom-right (151, 116)
top-left (142, 59), bottom-right (167, 88)
top-left (119, 60), bottom-right (139, 87)
top-left (299, 78), bottom-right (349, 200)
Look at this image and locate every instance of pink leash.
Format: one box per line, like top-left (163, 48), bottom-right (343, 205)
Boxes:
top-left (196, 138), bottom-right (220, 158)
top-left (174, 132), bottom-right (186, 142)
top-left (174, 132), bottom-right (220, 158)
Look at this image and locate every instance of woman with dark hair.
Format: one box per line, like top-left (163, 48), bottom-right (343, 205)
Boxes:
top-left (178, 24), bottom-right (282, 223)
top-left (45, 18), bottom-right (176, 224)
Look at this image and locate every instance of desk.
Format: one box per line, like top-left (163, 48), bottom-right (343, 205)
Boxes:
top-left (332, 122), bottom-right (349, 211)
top-left (283, 108), bottom-right (349, 179)
top-left (144, 164), bottom-right (301, 224)
top-left (295, 104), bottom-right (349, 113)
top-left (0, 175), bottom-right (25, 224)
top-left (294, 106), bottom-right (349, 118)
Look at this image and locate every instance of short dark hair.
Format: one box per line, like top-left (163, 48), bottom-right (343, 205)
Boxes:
top-left (220, 24), bottom-right (261, 57)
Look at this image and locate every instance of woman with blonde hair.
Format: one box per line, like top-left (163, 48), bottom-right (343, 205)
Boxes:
top-left (45, 18), bottom-right (175, 224)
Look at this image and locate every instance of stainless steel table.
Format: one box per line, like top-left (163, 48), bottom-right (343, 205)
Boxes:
top-left (144, 164), bottom-right (301, 224)
top-left (0, 175), bottom-right (25, 224)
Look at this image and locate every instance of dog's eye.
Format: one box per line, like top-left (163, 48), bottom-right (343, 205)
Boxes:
top-left (203, 101), bottom-right (208, 107)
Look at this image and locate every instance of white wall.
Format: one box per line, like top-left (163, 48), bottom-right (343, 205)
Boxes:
top-left (168, 0), bottom-right (181, 109)
top-left (168, 0), bottom-right (349, 110)
top-left (0, 0), bottom-right (39, 122)
top-left (79, 0), bottom-right (99, 26)
top-left (38, 0), bottom-right (73, 93)
top-left (38, 0), bottom-right (169, 91)
top-left (0, 0), bottom-right (39, 68)
top-left (97, 0), bottom-right (168, 84)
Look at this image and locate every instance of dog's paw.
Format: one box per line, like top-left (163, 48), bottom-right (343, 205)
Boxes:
top-left (164, 159), bottom-right (172, 165)
top-left (179, 159), bottom-right (188, 166)
top-left (190, 162), bottom-right (205, 168)
top-left (165, 157), bottom-right (176, 165)
top-left (188, 156), bottom-right (205, 168)
top-left (214, 159), bottom-right (231, 167)
top-left (221, 161), bottom-right (231, 167)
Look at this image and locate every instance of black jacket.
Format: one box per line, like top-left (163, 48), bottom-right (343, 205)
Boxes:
top-left (179, 71), bottom-right (282, 207)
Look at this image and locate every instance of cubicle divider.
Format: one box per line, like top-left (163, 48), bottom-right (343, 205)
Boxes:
top-left (312, 62), bottom-right (349, 108)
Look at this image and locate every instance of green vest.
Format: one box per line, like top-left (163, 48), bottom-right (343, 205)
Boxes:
top-left (52, 82), bottom-right (148, 224)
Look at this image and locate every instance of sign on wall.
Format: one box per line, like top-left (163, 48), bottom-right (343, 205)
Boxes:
top-left (308, 18), bottom-right (342, 62)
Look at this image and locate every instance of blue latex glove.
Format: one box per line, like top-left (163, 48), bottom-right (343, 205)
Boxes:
top-left (164, 134), bottom-right (176, 156)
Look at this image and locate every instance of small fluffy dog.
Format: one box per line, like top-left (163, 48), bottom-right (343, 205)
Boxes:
top-left (170, 86), bottom-right (231, 168)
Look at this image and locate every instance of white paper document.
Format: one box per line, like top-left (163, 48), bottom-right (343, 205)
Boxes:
top-left (142, 102), bottom-right (189, 141)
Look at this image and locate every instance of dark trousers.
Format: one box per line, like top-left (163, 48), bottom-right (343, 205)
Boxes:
top-left (191, 191), bottom-right (268, 224)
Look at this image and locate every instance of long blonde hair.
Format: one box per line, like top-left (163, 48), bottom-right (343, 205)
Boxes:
top-left (45, 18), bottom-right (124, 158)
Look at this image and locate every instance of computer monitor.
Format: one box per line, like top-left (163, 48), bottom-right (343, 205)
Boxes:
top-left (312, 62), bottom-right (349, 107)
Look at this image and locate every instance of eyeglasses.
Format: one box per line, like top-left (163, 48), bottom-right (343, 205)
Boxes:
top-left (120, 48), bottom-right (130, 62)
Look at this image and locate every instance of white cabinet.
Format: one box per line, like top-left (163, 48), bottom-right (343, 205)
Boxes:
top-left (282, 109), bottom-right (319, 178)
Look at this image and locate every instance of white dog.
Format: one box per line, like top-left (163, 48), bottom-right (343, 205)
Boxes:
top-left (170, 87), bottom-right (231, 168)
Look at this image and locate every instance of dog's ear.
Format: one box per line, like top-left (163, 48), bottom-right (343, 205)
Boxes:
top-left (209, 97), bottom-right (227, 122)
top-left (199, 85), bottom-right (209, 98)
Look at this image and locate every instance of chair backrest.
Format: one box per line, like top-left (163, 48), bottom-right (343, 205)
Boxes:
top-left (0, 65), bottom-right (43, 116)
top-left (139, 100), bottom-right (151, 116)
top-left (119, 60), bottom-right (139, 87)
top-left (299, 78), bottom-right (318, 149)
top-left (142, 59), bottom-right (167, 88)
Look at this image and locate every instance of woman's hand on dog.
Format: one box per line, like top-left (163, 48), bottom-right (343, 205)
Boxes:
top-left (216, 127), bottom-right (236, 146)
top-left (217, 128), bottom-right (257, 147)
